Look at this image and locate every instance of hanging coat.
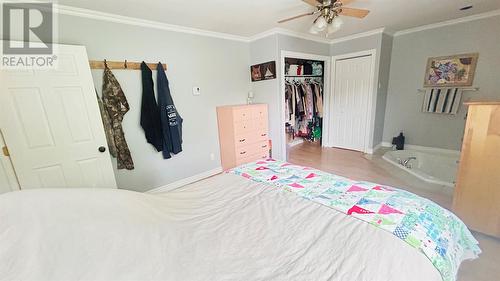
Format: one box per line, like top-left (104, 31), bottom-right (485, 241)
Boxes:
top-left (102, 64), bottom-right (134, 170)
top-left (157, 62), bottom-right (183, 159)
top-left (96, 91), bottom-right (117, 158)
top-left (140, 62), bottom-right (163, 152)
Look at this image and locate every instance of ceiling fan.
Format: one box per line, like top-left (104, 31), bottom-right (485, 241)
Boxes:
top-left (278, 0), bottom-right (370, 36)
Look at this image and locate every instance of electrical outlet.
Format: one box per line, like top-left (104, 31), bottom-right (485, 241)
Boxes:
top-left (192, 87), bottom-right (201, 96)
top-left (210, 153), bottom-right (215, 161)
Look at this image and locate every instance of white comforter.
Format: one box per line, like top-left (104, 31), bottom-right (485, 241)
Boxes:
top-left (0, 173), bottom-right (442, 281)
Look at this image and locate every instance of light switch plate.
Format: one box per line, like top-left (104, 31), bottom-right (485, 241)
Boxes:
top-left (192, 87), bottom-right (201, 96)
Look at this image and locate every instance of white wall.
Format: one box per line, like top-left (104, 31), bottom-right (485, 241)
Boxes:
top-left (383, 15), bottom-right (500, 150)
top-left (2, 15), bottom-right (251, 192)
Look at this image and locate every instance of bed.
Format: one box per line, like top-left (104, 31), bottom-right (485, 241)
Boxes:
top-left (0, 160), bottom-right (479, 281)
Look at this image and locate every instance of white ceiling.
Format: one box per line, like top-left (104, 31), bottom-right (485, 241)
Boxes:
top-left (55, 0), bottom-right (500, 39)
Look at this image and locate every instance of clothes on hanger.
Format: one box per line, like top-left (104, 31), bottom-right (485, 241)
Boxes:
top-left (102, 63), bottom-right (134, 170)
top-left (96, 91), bottom-right (117, 158)
top-left (140, 62), bottom-right (163, 152)
top-left (157, 62), bottom-right (183, 159)
top-left (285, 78), bottom-right (324, 142)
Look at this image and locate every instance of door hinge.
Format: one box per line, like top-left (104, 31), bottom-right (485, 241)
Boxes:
top-left (2, 146), bottom-right (9, 157)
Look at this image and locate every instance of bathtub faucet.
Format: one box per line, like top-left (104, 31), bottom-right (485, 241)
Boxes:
top-left (403, 157), bottom-right (417, 168)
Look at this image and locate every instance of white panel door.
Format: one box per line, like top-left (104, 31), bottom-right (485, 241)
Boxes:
top-left (0, 132), bottom-right (20, 194)
top-left (330, 55), bottom-right (372, 152)
top-left (0, 44), bottom-right (117, 189)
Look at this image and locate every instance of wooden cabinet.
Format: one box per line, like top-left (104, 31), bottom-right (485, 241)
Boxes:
top-left (216, 104), bottom-right (269, 170)
top-left (453, 101), bottom-right (500, 238)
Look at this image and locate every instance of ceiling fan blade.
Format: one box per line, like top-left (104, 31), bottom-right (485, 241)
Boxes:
top-left (340, 7), bottom-right (370, 18)
top-left (302, 0), bottom-right (321, 7)
top-left (339, 0), bottom-right (354, 5)
top-left (278, 12), bottom-right (315, 23)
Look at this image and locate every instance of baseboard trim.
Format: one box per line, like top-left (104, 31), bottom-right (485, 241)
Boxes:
top-left (380, 142), bottom-right (459, 155)
top-left (147, 167), bottom-right (223, 194)
top-left (366, 142), bottom-right (383, 154)
top-left (381, 142), bottom-right (392, 148)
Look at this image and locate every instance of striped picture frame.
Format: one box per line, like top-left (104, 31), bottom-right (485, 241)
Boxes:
top-left (422, 88), bottom-right (463, 115)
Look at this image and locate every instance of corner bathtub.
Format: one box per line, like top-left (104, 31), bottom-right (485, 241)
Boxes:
top-left (382, 147), bottom-right (460, 187)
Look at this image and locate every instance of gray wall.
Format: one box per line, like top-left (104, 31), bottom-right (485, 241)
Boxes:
top-left (249, 35), bottom-right (281, 158)
top-left (330, 33), bottom-right (382, 56)
top-left (383, 16), bottom-right (500, 150)
top-left (374, 34), bottom-right (393, 147)
top-left (277, 34), bottom-right (331, 56)
top-left (1, 15), bottom-right (251, 192)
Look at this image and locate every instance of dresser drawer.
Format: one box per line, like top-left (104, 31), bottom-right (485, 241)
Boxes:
top-left (253, 118), bottom-right (268, 131)
top-left (233, 107), bottom-right (253, 122)
top-left (236, 149), bottom-right (269, 166)
top-left (235, 141), bottom-right (269, 161)
top-left (234, 120), bottom-right (254, 135)
top-left (257, 131), bottom-right (268, 142)
top-left (234, 133), bottom-right (258, 148)
top-left (235, 144), bottom-right (253, 160)
top-left (251, 105), bottom-right (268, 120)
top-left (255, 141), bottom-right (269, 152)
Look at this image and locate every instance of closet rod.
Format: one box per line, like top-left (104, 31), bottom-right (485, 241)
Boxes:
top-left (285, 75), bottom-right (323, 78)
top-left (89, 60), bottom-right (167, 70)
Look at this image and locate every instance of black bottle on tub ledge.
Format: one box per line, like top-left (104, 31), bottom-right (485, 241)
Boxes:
top-left (392, 132), bottom-right (405, 150)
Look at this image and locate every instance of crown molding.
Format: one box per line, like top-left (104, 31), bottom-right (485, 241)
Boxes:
top-left (330, 27), bottom-right (386, 44)
top-left (394, 9), bottom-right (500, 36)
top-left (50, 4), bottom-right (383, 45)
top-left (249, 27), bottom-right (386, 44)
top-left (54, 4), bottom-right (250, 42)
top-left (46, 4), bottom-right (500, 46)
top-left (249, 27), bottom-right (333, 44)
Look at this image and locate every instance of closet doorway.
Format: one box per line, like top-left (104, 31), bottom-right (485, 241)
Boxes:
top-left (280, 51), bottom-right (331, 161)
top-left (328, 50), bottom-right (377, 153)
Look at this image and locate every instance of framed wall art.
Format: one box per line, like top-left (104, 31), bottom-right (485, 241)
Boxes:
top-left (424, 53), bottom-right (479, 88)
top-left (251, 61), bottom-right (276, 82)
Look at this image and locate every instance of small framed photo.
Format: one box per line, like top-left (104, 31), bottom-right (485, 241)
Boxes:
top-left (424, 53), bottom-right (479, 88)
top-left (251, 61), bottom-right (276, 82)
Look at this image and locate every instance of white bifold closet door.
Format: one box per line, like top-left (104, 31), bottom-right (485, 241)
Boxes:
top-left (329, 55), bottom-right (372, 152)
top-left (0, 44), bottom-right (117, 189)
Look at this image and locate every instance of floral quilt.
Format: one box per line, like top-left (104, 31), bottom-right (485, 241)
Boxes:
top-left (229, 159), bottom-right (481, 281)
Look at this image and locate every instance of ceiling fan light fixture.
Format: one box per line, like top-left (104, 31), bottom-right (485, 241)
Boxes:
top-left (332, 16), bottom-right (344, 28)
top-left (327, 23), bottom-right (340, 34)
top-left (314, 16), bottom-right (328, 31)
top-left (309, 25), bottom-right (320, 34)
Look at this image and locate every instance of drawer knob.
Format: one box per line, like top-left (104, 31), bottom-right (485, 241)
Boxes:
top-left (261, 134), bottom-right (267, 137)
top-left (262, 145), bottom-right (267, 148)
top-left (240, 151), bottom-right (246, 155)
top-left (239, 139), bottom-right (246, 142)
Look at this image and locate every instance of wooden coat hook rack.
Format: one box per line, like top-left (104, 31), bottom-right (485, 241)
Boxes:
top-left (89, 60), bottom-right (167, 70)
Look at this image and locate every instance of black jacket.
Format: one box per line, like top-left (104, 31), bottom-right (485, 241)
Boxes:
top-left (157, 62), bottom-right (183, 159)
top-left (140, 62), bottom-right (163, 152)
